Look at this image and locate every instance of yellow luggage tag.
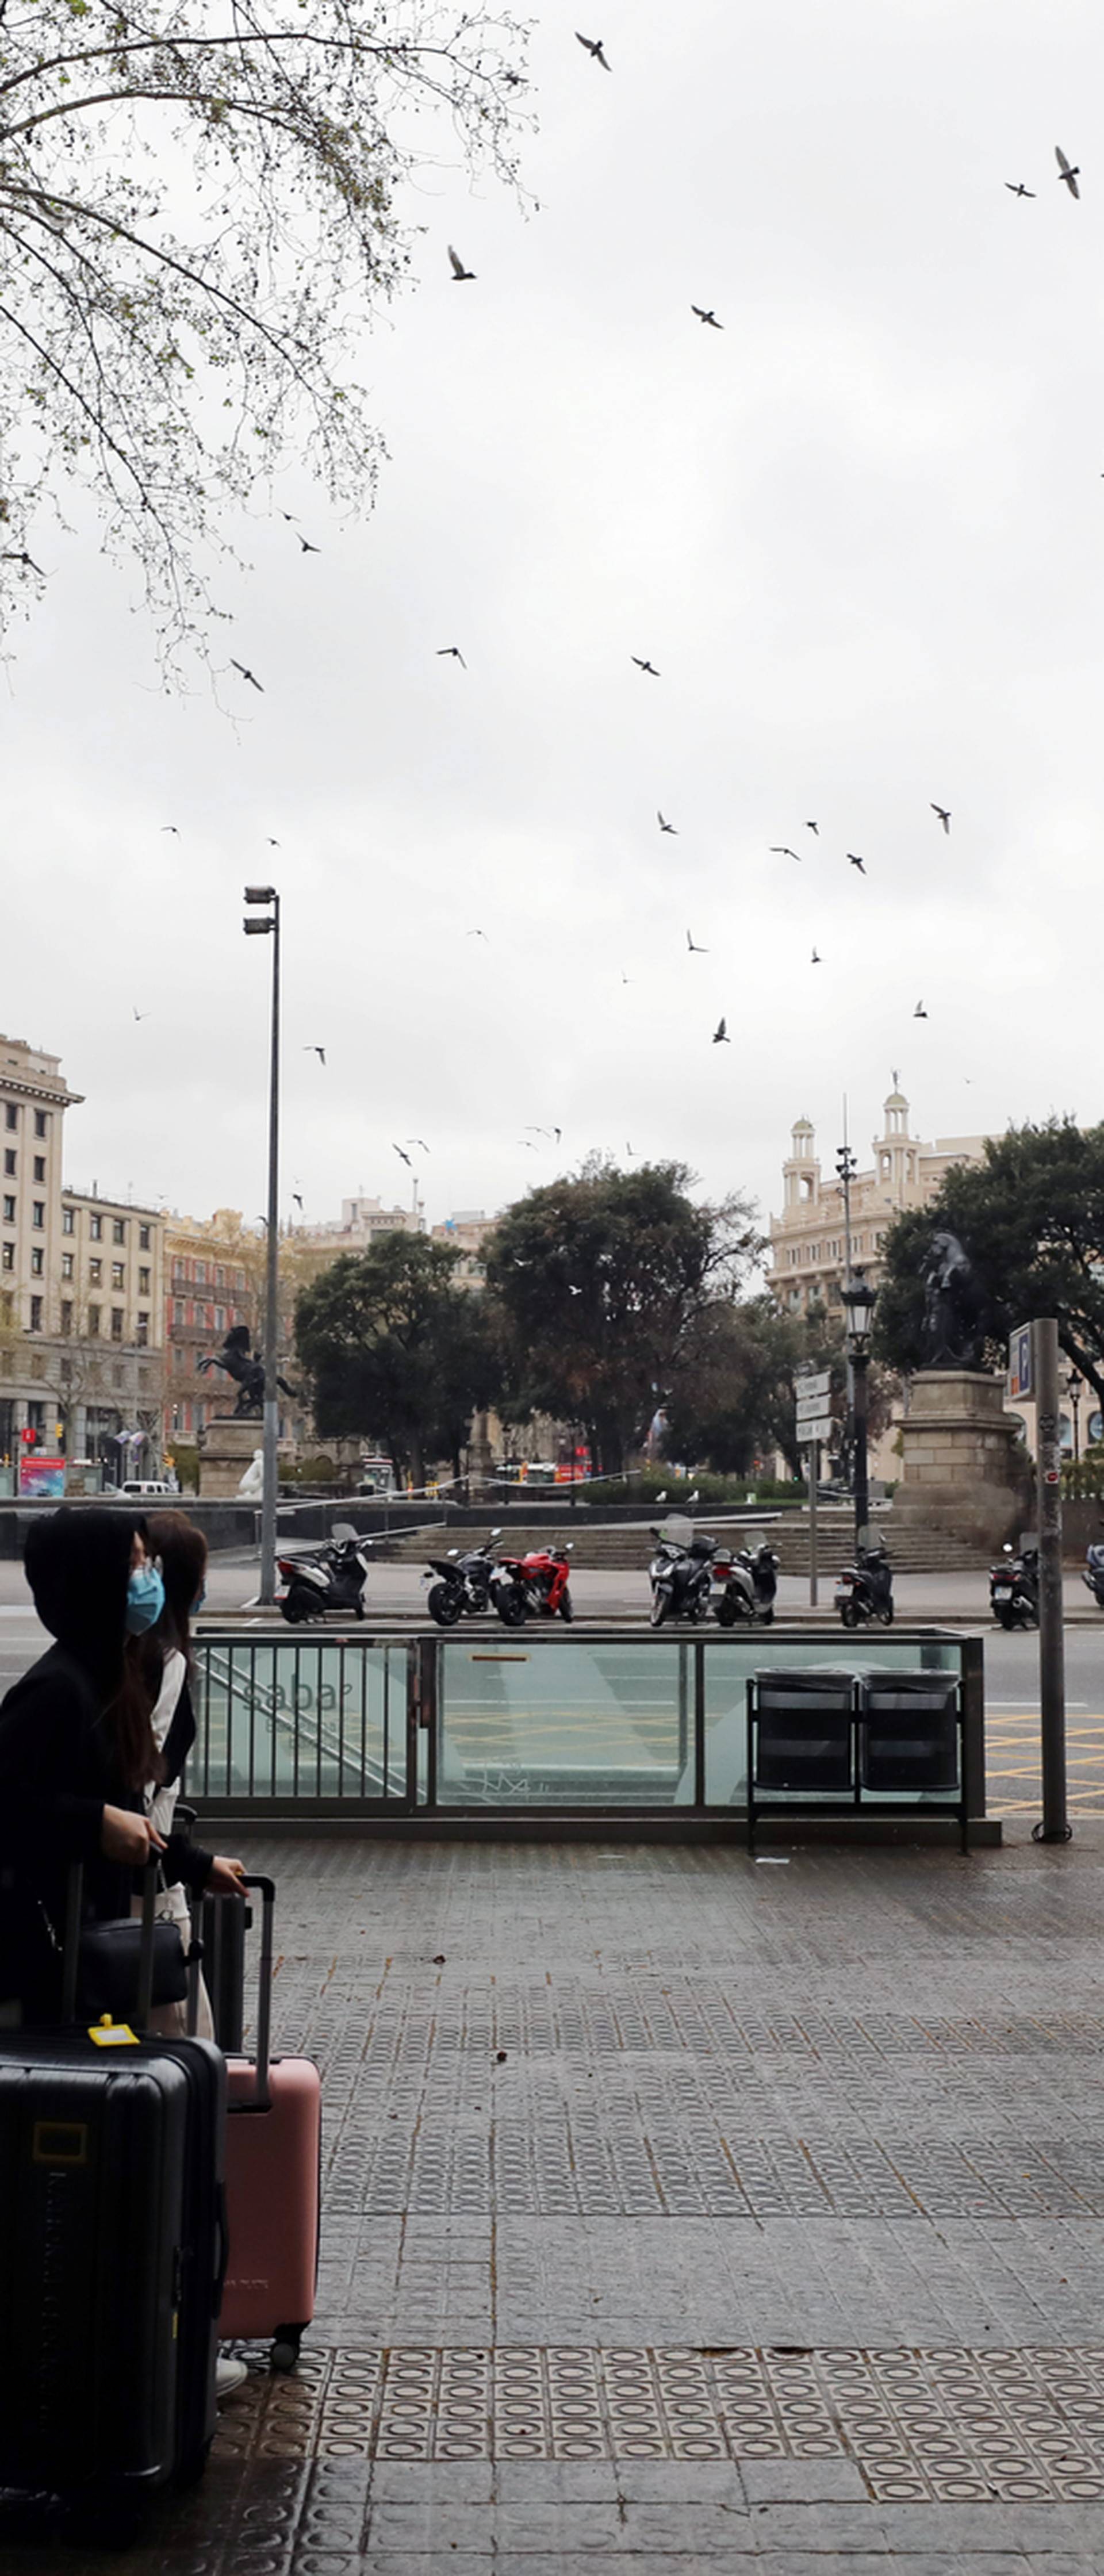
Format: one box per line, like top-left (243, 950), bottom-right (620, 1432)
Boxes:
top-left (89, 2015), bottom-right (139, 2048)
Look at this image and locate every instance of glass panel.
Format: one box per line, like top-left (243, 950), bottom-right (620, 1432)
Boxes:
top-left (191, 1639), bottom-right (400, 1800)
top-left (703, 1634), bottom-right (963, 1808)
top-left (437, 1640), bottom-right (687, 1805)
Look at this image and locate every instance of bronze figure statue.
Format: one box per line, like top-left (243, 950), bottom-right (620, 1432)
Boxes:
top-left (918, 1229), bottom-right (987, 1370)
top-left (197, 1323), bottom-right (297, 1418)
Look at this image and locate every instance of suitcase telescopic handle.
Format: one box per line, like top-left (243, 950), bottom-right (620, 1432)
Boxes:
top-left (235, 1874), bottom-right (275, 2107)
top-left (60, 1853), bottom-right (161, 2030)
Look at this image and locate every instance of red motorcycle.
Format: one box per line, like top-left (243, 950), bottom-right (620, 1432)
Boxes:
top-left (489, 1542), bottom-right (574, 1626)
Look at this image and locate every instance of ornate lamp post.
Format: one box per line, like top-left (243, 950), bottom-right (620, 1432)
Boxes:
top-left (842, 1268), bottom-right (877, 1549)
top-left (243, 884), bottom-right (281, 1604)
top-left (1063, 1368), bottom-right (1082, 1464)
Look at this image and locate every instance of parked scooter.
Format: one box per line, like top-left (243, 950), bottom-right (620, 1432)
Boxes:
top-left (647, 1527), bottom-right (717, 1627)
top-left (713, 1540), bottom-right (779, 1627)
top-left (1083, 1543), bottom-right (1104, 1611)
top-left (990, 1540), bottom-right (1040, 1630)
top-left (490, 1542), bottom-right (574, 1626)
top-left (834, 1540), bottom-right (894, 1628)
top-left (276, 1524), bottom-right (372, 1623)
top-left (423, 1533), bottom-right (503, 1627)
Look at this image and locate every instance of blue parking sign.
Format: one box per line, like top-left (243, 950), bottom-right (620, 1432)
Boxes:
top-left (1009, 1324), bottom-right (1033, 1402)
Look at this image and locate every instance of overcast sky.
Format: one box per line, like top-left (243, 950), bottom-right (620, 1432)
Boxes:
top-left (3, 0), bottom-right (1102, 1254)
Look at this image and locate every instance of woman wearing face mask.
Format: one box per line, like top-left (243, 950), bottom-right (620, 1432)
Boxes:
top-left (0, 1506), bottom-right (243, 2028)
top-left (133, 1511), bottom-right (220, 2038)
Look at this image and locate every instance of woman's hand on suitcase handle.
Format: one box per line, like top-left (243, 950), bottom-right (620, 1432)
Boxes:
top-left (101, 1805), bottom-right (167, 1865)
top-left (208, 1856), bottom-right (247, 1896)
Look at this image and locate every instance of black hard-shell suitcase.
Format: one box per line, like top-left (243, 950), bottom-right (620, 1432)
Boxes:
top-left (0, 1861), bottom-right (227, 2516)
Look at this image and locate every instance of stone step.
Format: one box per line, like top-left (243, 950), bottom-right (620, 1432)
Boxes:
top-left (382, 1517), bottom-right (994, 1575)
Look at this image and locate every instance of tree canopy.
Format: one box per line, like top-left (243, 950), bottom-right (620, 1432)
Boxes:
top-left (0, 0), bottom-right (528, 667)
top-left (485, 1158), bottom-right (762, 1475)
top-left (293, 1231), bottom-right (498, 1482)
top-left (875, 1118), bottom-right (1104, 1422)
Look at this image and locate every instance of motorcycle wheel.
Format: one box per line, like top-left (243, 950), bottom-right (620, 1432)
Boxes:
top-left (649, 1591), bottom-right (669, 1629)
top-left (282, 1586), bottom-right (317, 1625)
top-left (558, 1590), bottom-right (574, 1623)
top-left (839, 1600), bottom-right (859, 1630)
top-left (715, 1593), bottom-right (738, 1628)
top-left (497, 1586), bottom-right (527, 1628)
top-left (760, 1606), bottom-right (775, 1627)
top-left (877, 1601), bottom-right (894, 1626)
top-left (427, 1582), bottom-right (463, 1628)
top-left (995, 1608), bottom-right (1014, 1628)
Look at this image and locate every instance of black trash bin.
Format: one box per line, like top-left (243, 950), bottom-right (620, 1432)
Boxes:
top-left (746, 1669), bottom-right (856, 1847)
top-left (858, 1671), bottom-right (965, 1847)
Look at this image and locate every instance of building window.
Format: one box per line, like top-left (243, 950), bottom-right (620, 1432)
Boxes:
top-left (32, 1202), bottom-right (44, 1229)
top-left (136, 1313), bottom-right (149, 1348)
top-left (112, 1218), bottom-right (125, 1245)
top-left (1, 1244), bottom-right (12, 1273)
top-left (174, 1298), bottom-right (184, 1325)
top-left (33, 1111), bottom-right (47, 1139)
top-left (62, 1252), bottom-right (73, 1279)
top-left (139, 1224), bottom-right (151, 1251)
top-left (62, 1206), bottom-right (74, 1235)
top-left (139, 1267), bottom-right (150, 1295)
top-left (30, 1248), bottom-right (43, 1276)
top-left (3, 1151), bottom-right (14, 1178)
top-left (195, 1262), bottom-right (206, 1285)
top-left (87, 1305), bottom-right (100, 1336)
top-left (112, 1263), bottom-right (124, 1289)
top-left (89, 1258), bottom-right (102, 1285)
top-left (90, 1213), bottom-right (102, 1241)
top-left (29, 1295), bottom-right (42, 1332)
top-left (216, 1266), bottom-right (225, 1288)
top-left (33, 1156), bottom-right (45, 1184)
top-left (61, 1301), bottom-right (73, 1335)
top-left (2, 1197), bottom-right (12, 1225)
top-left (110, 1309), bottom-right (123, 1342)
top-left (4, 1106), bottom-right (16, 1131)
top-left (214, 1306), bottom-right (224, 1332)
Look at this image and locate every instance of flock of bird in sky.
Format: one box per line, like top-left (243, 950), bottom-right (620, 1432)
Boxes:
top-left (130, 39), bottom-right (1090, 1157)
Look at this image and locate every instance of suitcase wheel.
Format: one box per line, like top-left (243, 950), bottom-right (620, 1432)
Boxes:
top-left (271, 2326), bottom-right (304, 2373)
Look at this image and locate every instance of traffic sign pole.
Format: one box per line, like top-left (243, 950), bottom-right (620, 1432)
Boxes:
top-left (1033, 1317), bottom-right (1070, 1842)
top-left (807, 1438), bottom-right (818, 1607)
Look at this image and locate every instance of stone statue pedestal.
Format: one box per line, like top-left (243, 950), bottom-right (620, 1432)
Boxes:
top-left (198, 1416), bottom-right (266, 1498)
top-left (894, 1370), bottom-right (1029, 1551)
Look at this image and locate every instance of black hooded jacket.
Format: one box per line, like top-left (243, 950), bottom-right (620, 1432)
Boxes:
top-left (0, 1507), bottom-right (213, 2020)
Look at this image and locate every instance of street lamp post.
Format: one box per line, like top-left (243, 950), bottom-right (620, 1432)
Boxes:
top-left (244, 884), bottom-right (281, 1604)
top-left (842, 1268), bottom-right (877, 1551)
top-left (1064, 1369), bottom-right (1082, 1464)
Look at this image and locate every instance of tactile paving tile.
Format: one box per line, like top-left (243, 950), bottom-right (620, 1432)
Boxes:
top-left (212, 2343), bottom-right (1104, 2498)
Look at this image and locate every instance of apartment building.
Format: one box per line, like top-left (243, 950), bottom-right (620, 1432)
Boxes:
top-left (767, 1084), bottom-right (988, 1318)
top-left (59, 1186), bottom-right (166, 1471)
top-left (163, 1212), bottom-right (256, 1446)
top-left (0, 1036), bottom-right (83, 1461)
top-left (431, 1209), bottom-right (499, 1286)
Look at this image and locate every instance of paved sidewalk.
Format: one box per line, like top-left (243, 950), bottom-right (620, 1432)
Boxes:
top-left (18, 1825), bottom-right (1104, 2572)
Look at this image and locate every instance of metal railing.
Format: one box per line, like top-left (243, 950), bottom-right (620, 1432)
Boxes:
top-left (186, 1628), bottom-right (986, 1834)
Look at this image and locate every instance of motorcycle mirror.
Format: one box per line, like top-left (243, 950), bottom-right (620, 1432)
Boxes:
top-left (447, 1548), bottom-right (458, 1558)
top-left (1003, 1542), bottom-right (1013, 1555)
top-left (490, 1526), bottom-right (503, 1538)
top-left (331, 1522), bottom-right (357, 1542)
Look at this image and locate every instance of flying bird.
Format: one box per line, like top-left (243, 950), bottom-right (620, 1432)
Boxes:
top-left (914, 1000), bottom-right (928, 1018)
top-left (631, 656), bottom-right (660, 676)
top-left (691, 305), bottom-right (723, 329)
top-left (712, 1017), bottom-right (730, 1044)
top-left (1056, 144), bottom-right (1080, 198)
top-left (292, 1191), bottom-right (304, 1210)
top-left (230, 658), bottom-right (264, 692)
top-left (805, 821), bottom-right (819, 835)
top-left (407, 1138), bottom-right (430, 1152)
top-left (132, 1007), bottom-right (150, 1022)
top-left (297, 534), bottom-right (321, 555)
top-left (657, 810), bottom-right (678, 834)
top-left (575, 29), bottom-right (610, 67)
top-left (1, 549), bottom-right (46, 577)
top-left (770, 846), bottom-right (802, 861)
top-left (626, 1142), bottom-right (637, 1157)
top-left (931, 803), bottom-right (951, 833)
top-left (621, 971), bottom-right (632, 985)
top-left (393, 1144), bottom-right (412, 1167)
top-left (466, 927), bottom-right (488, 941)
top-left (160, 825), bottom-right (179, 835)
top-left (848, 852), bottom-right (867, 874)
top-left (686, 928), bottom-right (708, 953)
top-left (266, 837), bottom-right (280, 848)
top-left (519, 1138), bottom-right (539, 1151)
top-left (438, 645), bottom-right (467, 666)
top-left (448, 244), bottom-right (477, 280)
top-left (811, 948), bottom-right (821, 965)
top-left (305, 1046), bottom-right (326, 1065)
top-left (553, 1126), bottom-right (562, 1144)
top-left (1005, 181), bottom-right (1036, 197)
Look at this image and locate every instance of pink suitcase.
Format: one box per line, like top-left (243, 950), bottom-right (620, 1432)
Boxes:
top-left (218, 1875), bottom-right (321, 2372)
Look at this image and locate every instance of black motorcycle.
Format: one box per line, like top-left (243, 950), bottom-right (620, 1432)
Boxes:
top-left (647, 1527), bottom-right (716, 1627)
top-left (714, 1540), bottom-right (779, 1627)
top-left (990, 1541), bottom-right (1039, 1630)
top-left (276, 1525), bottom-right (372, 1623)
top-left (423, 1534), bottom-right (502, 1627)
top-left (834, 1541), bottom-right (894, 1628)
top-left (1083, 1543), bottom-right (1104, 1611)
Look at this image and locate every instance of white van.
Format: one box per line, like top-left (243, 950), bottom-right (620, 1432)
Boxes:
top-left (117, 1477), bottom-right (175, 1498)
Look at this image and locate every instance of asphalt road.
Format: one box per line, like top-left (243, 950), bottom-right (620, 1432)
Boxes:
top-left (2, 1551), bottom-right (1101, 1817)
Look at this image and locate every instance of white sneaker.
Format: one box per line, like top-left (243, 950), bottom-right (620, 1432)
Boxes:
top-left (216, 2355), bottom-right (248, 2401)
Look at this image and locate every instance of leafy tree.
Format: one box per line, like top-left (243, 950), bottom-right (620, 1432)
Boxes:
top-left (0, 0), bottom-right (528, 668)
top-left (485, 1159), bottom-right (762, 1476)
top-left (662, 1297), bottom-right (807, 1476)
top-left (293, 1231), bottom-right (498, 1484)
top-left (875, 1118), bottom-right (1104, 1425)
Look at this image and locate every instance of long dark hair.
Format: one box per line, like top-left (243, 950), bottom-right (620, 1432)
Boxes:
top-left (146, 1511), bottom-right (208, 1669)
top-left (106, 1636), bottom-right (165, 1793)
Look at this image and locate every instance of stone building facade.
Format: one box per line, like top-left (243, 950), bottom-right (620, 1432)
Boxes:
top-left (767, 1084), bottom-right (988, 1317)
top-left (163, 1213), bottom-right (256, 1450)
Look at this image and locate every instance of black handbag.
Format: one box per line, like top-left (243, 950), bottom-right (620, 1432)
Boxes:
top-left (76, 1913), bottom-right (189, 2019)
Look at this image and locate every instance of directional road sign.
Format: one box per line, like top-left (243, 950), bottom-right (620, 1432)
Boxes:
top-left (796, 1368), bottom-right (831, 1400)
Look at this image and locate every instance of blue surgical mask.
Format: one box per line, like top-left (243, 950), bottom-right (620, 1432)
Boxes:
top-left (125, 1564), bottom-right (165, 1635)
